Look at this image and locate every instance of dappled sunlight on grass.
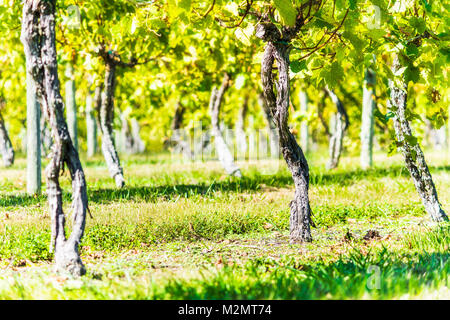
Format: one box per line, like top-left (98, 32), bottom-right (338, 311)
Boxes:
top-left (0, 151), bottom-right (449, 299)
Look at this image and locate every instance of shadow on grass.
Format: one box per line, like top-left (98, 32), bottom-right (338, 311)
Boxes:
top-left (1, 165), bottom-right (448, 208)
top-left (147, 225), bottom-right (450, 299)
top-left (310, 164), bottom-right (449, 185)
top-left (155, 249), bottom-right (450, 299)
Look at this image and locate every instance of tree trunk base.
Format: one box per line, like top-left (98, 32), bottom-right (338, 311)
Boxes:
top-left (2, 152), bottom-right (14, 167)
top-left (326, 162), bottom-right (338, 170)
top-left (289, 199), bottom-right (312, 243)
top-left (54, 242), bottom-right (86, 277)
top-left (426, 201), bottom-right (449, 222)
top-left (114, 174), bottom-right (125, 188)
top-left (230, 168), bottom-right (242, 178)
top-left (389, 54), bottom-right (448, 223)
top-left (101, 140), bottom-right (125, 188)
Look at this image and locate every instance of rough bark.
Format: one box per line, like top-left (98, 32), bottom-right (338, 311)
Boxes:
top-left (299, 90), bottom-right (309, 154)
top-left (235, 94), bottom-right (249, 156)
top-left (40, 114), bottom-right (50, 155)
top-left (259, 40), bottom-right (313, 242)
top-left (65, 63), bottom-right (78, 151)
top-left (21, 0), bottom-right (88, 276)
top-left (98, 61), bottom-right (125, 188)
top-left (388, 54), bottom-right (447, 222)
top-left (85, 91), bottom-right (97, 158)
top-left (210, 73), bottom-right (242, 177)
top-left (25, 14), bottom-right (42, 195)
top-left (325, 88), bottom-right (348, 170)
top-left (360, 68), bottom-right (376, 169)
top-left (0, 109), bottom-right (14, 167)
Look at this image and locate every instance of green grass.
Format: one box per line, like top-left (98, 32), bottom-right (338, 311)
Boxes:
top-left (0, 150), bottom-right (449, 299)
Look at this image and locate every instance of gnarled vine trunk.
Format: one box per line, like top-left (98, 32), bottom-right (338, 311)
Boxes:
top-left (325, 88), bottom-right (348, 170)
top-left (0, 109), bottom-right (14, 167)
top-left (99, 61), bottom-right (125, 188)
top-left (21, 0), bottom-right (88, 276)
top-left (26, 70), bottom-right (42, 194)
top-left (210, 72), bottom-right (241, 177)
top-left (257, 26), bottom-right (313, 242)
top-left (40, 110), bottom-right (52, 156)
top-left (389, 54), bottom-right (447, 222)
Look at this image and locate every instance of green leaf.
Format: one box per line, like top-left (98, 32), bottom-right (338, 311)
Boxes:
top-left (342, 31), bottom-right (367, 52)
top-left (405, 109), bottom-right (423, 122)
top-left (272, 0), bottom-right (297, 27)
top-left (179, 0), bottom-right (191, 11)
top-left (409, 17), bottom-right (426, 34)
top-left (405, 65), bottom-right (420, 83)
top-left (438, 47), bottom-right (450, 63)
top-left (429, 109), bottom-right (446, 129)
top-left (290, 60), bottom-right (307, 73)
top-left (234, 24), bottom-right (254, 46)
top-left (410, 149), bottom-right (417, 162)
top-left (385, 111), bottom-right (396, 122)
top-left (387, 141), bottom-right (398, 156)
top-left (405, 44), bottom-right (419, 58)
top-left (348, 0), bottom-right (358, 10)
top-left (321, 62), bottom-right (344, 89)
top-left (404, 134), bottom-right (418, 147)
top-left (167, 0), bottom-right (191, 20)
top-left (313, 15), bottom-right (335, 29)
top-left (420, 0), bottom-right (432, 12)
top-left (366, 29), bottom-right (386, 41)
top-left (374, 108), bottom-right (388, 124)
